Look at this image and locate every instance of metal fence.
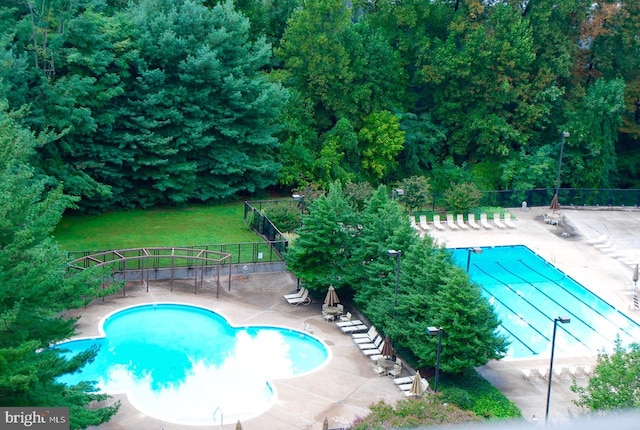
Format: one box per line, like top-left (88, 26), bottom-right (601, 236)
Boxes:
top-left (68, 241), bottom-right (284, 268)
top-left (431, 188), bottom-right (640, 211)
top-left (244, 201), bottom-right (289, 256)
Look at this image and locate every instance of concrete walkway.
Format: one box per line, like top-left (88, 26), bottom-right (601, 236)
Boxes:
top-left (78, 206), bottom-right (640, 429)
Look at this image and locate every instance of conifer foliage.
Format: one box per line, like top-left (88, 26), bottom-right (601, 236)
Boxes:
top-left (0, 104), bottom-right (119, 429)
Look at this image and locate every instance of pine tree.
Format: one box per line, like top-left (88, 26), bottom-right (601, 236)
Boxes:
top-left (0, 102), bottom-right (119, 429)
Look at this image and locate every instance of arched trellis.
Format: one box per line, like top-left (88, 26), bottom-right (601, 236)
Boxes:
top-left (71, 247), bottom-right (233, 298)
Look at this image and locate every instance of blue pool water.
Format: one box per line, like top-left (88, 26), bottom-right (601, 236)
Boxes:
top-left (451, 245), bottom-right (640, 359)
top-left (56, 303), bottom-right (329, 425)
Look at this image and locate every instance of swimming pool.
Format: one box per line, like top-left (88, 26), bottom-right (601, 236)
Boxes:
top-left (56, 303), bottom-right (329, 425)
top-left (451, 245), bottom-right (640, 359)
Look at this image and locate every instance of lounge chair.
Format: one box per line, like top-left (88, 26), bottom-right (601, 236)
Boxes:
top-left (358, 335), bottom-right (383, 351)
top-left (402, 379), bottom-right (429, 396)
top-left (362, 346), bottom-right (383, 357)
top-left (456, 214), bottom-right (469, 230)
top-left (446, 214), bottom-right (459, 230)
top-left (480, 213), bottom-right (492, 229)
top-left (467, 214), bottom-right (481, 229)
top-left (286, 288), bottom-right (312, 306)
top-left (587, 234), bottom-right (608, 245)
top-left (388, 359), bottom-right (402, 377)
top-left (336, 312), bottom-right (364, 327)
top-left (409, 215), bottom-right (419, 231)
top-left (353, 326), bottom-right (378, 342)
top-left (340, 323), bottom-right (368, 334)
top-left (504, 213), bottom-right (516, 228)
top-left (493, 213), bottom-right (506, 229)
top-left (284, 287), bottom-right (306, 300)
top-left (520, 369), bottom-right (533, 380)
top-left (419, 215), bottom-right (430, 231)
top-left (372, 362), bottom-right (386, 376)
top-left (432, 214), bottom-right (445, 230)
top-left (393, 376), bottom-right (413, 385)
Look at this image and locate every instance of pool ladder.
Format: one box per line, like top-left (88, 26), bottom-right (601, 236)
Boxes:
top-left (212, 406), bottom-right (223, 426)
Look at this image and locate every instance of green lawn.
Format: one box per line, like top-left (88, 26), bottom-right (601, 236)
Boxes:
top-left (53, 202), bottom-right (261, 252)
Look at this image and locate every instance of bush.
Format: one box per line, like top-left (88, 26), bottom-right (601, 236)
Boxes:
top-left (440, 387), bottom-right (473, 410)
top-left (263, 203), bottom-right (301, 232)
top-left (444, 182), bottom-right (482, 214)
top-left (352, 397), bottom-right (482, 430)
top-left (442, 369), bottom-right (522, 419)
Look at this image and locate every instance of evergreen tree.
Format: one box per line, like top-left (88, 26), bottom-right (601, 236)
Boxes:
top-left (103, 0), bottom-right (287, 208)
top-left (0, 102), bottom-right (119, 429)
top-left (285, 182), bottom-right (358, 293)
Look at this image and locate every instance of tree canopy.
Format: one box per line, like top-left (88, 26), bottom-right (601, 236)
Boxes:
top-left (0, 102), bottom-right (119, 428)
top-left (1, 0), bottom-right (639, 214)
top-left (286, 182), bottom-right (508, 374)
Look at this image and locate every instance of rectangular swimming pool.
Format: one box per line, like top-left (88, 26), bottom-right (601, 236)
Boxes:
top-left (451, 245), bottom-right (640, 359)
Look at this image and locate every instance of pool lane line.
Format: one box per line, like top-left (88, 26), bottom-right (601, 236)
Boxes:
top-left (494, 261), bottom-right (609, 350)
top-left (477, 285), bottom-right (538, 355)
top-left (516, 259), bottom-right (640, 344)
top-left (478, 263), bottom-right (591, 351)
top-left (475, 266), bottom-right (547, 353)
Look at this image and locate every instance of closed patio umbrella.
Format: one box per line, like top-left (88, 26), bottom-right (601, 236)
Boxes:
top-left (235, 420), bottom-right (243, 430)
top-left (324, 285), bottom-right (340, 307)
top-left (549, 194), bottom-right (559, 211)
top-left (323, 417), bottom-right (329, 430)
top-left (633, 264), bottom-right (638, 288)
top-left (409, 373), bottom-right (424, 398)
top-left (381, 335), bottom-right (394, 358)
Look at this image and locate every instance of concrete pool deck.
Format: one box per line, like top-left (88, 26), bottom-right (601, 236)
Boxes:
top-left (79, 206), bottom-right (640, 429)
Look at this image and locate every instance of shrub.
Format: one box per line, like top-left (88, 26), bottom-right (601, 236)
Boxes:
top-left (444, 182), bottom-right (482, 214)
top-left (440, 387), bottom-right (473, 410)
top-left (351, 397), bottom-right (482, 430)
top-left (263, 203), bottom-right (301, 232)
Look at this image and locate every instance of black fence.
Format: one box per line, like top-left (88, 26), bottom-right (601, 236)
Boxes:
top-left (431, 188), bottom-right (640, 211)
top-left (244, 201), bottom-right (289, 256)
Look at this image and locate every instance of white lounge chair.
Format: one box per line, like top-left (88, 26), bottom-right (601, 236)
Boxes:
top-left (340, 323), bottom-right (368, 334)
top-left (372, 362), bottom-right (386, 376)
top-left (504, 213), bottom-right (516, 228)
top-left (587, 234), bottom-right (608, 245)
top-left (419, 215), bottom-right (430, 231)
top-left (493, 213), bottom-right (506, 229)
top-left (286, 288), bottom-right (311, 305)
top-left (284, 287), bottom-right (306, 300)
top-left (388, 359), bottom-right (402, 377)
top-left (358, 335), bottom-right (383, 351)
top-left (393, 376), bottom-right (413, 385)
top-left (409, 215), bottom-right (419, 231)
top-left (336, 312), bottom-right (364, 327)
top-left (353, 326), bottom-right (378, 342)
top-left (467, 214), bottom-right (481, 229)
top-left (433, 214), bottom-right (445, 230)
top-left (446, 214), bottom-right (459, 230)
top-left (456, 214), bottom-right (469, 230)
top-left (362, 346), bottom-right (383, 357)
top-left (480, 213), bottom-right (492, 229)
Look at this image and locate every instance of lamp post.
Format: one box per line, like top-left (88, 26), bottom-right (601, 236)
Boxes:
top-left (391, 188), bottom-right (404, 200)
top-left (292, 193), bottom-right (305, 227)
top-left (545, 316), bottom-right (570, 425)
top-left (466, 247), bottom-right (483, 272)
top-left (426, 326), bottom-right (443, 393)
top-left (554, 131), bottom-right (570, 199)
top-left (387, 249), bottom-right (402, 318)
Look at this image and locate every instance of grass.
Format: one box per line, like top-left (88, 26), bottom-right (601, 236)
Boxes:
top-left (53, 202), bottom-right (261, 252)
